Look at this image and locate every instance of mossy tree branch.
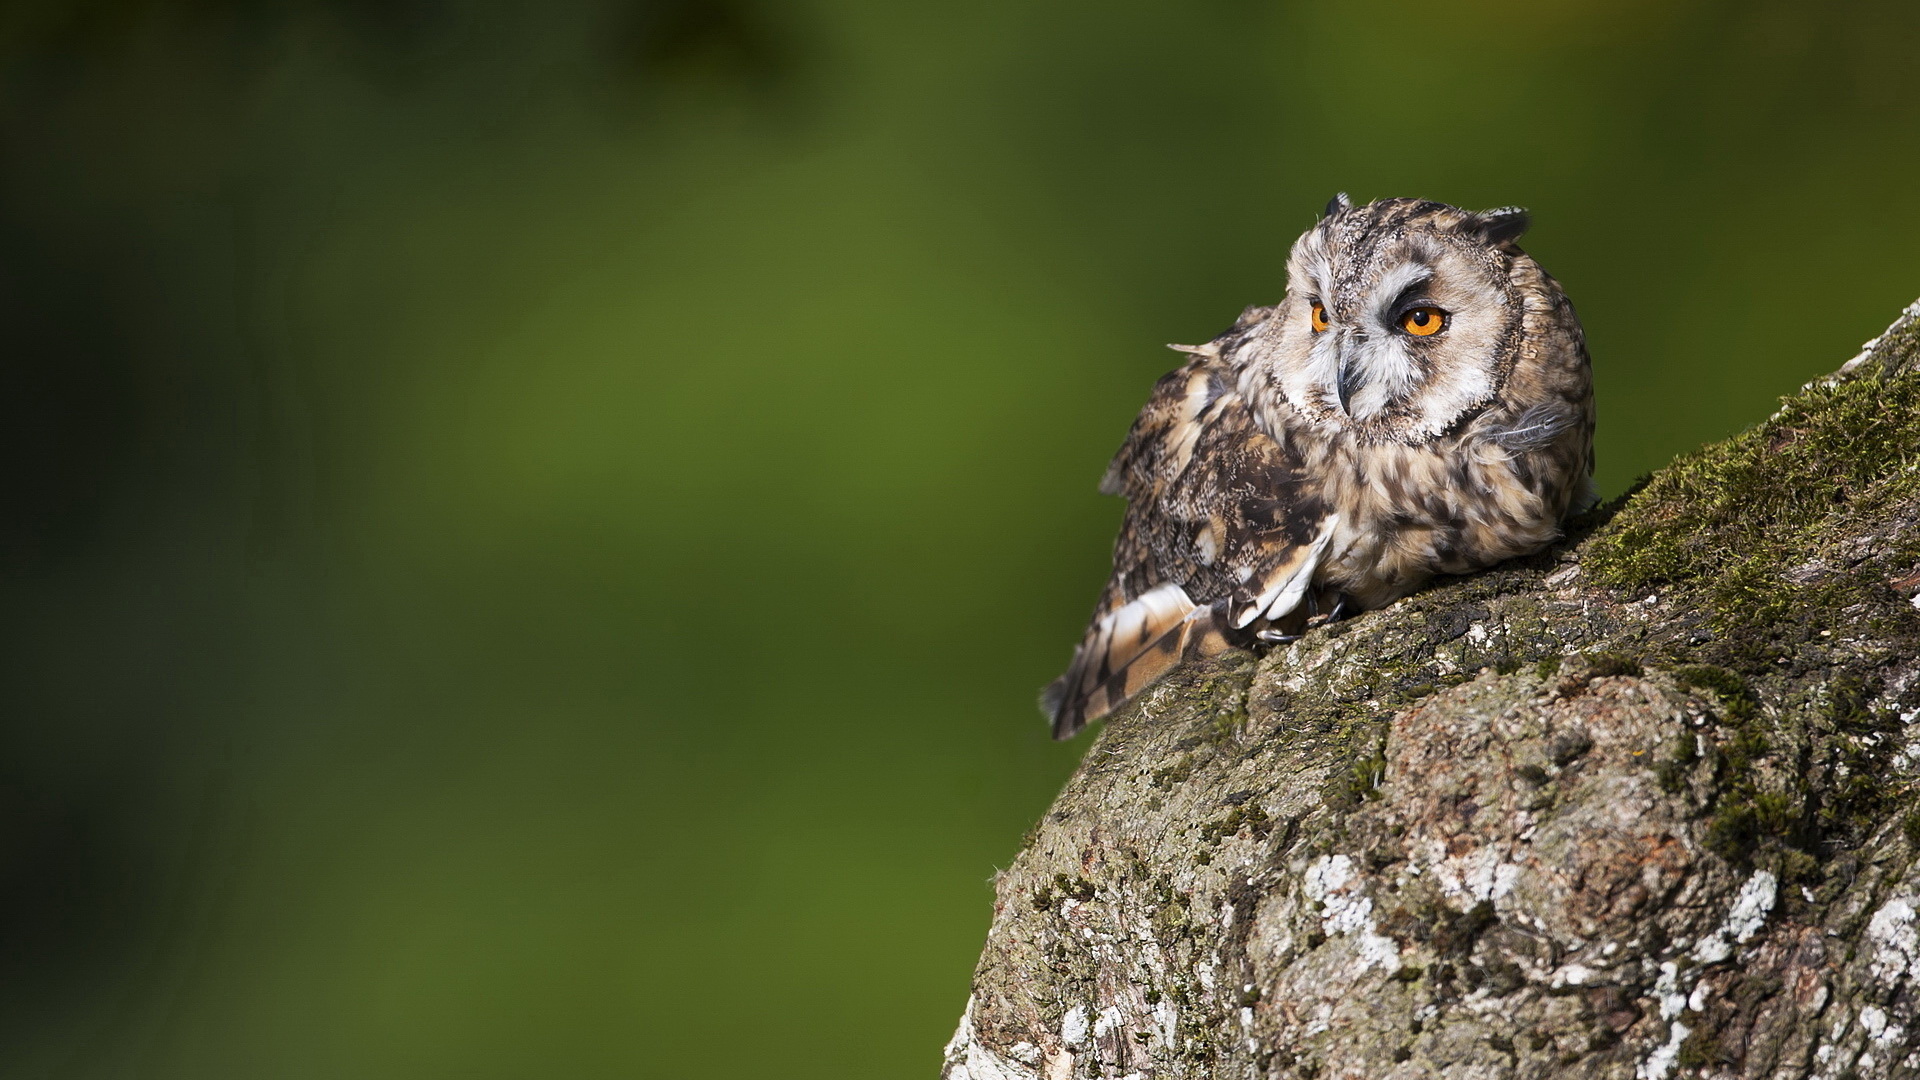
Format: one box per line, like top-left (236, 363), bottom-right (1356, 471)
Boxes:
top-left (944, 301), bottom-right (1920, 1080)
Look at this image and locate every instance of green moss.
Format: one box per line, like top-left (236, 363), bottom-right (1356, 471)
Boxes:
top-left (1386, 671), bottom-right (1477, 705)
top-left (1675, 1029), bottom-right (1722, 1069)
top-left (1200, 803), bottom-right (1273, 843)
top-left (1776, 848), bottom-right (1819, 882)
top-left (1652, 733), bottom-right (1700, 793)
top-left (1691, 665), bottom-right (1909, 879)
top-left (1672, 665), bottom-right (1757, 724)
top-left (1903, 811), bottom-right (1920, 849)
top-left (1812, 675), bottom-right (1905, 843)
top-left (1151, 753), bottom-right (1197, 788)
top-left (1688, 672), bottom-right (1914, 883)
top-left (1705, 760), bottom-right (1810, 869)
top-left (1031, 873), bottom-right (1097, 910)
top-left (1056, 874), bottom-right (1095, 901)
top-left (1582, 651), bottom-right (1644, 679)
top-left (1342, 745), bottom-right (1388, 804)
top-left (1826, 674), bottom-right (1875, 732)
top-left (1585, 366), bottom-right (1920, 647)
top-left (1704, 803), bottom-right (1761, 863)
top-left (1692, 669), bottom-right (1814, 871)
top-left (1203, 710), bottom-right (1247, 744)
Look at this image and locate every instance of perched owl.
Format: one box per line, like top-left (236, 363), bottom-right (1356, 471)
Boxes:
top-left (1044, 195), bottom-right (1595, 739)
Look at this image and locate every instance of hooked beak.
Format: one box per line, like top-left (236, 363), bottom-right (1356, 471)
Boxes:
top-left (1334, 333), bottom-right (1362, 415)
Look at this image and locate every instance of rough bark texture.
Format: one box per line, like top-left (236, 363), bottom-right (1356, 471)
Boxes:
top-left (945, 301), bottom-right (1920, 1080)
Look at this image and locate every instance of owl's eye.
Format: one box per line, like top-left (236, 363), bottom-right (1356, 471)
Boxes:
top-left (1400, 306), bottom-right (1447, 337)
top-left (1310, 302), bottom-right (1330, 333)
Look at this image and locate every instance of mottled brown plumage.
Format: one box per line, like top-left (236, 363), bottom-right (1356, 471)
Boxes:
top-left (1045, 196), bottom-right (1595, 739)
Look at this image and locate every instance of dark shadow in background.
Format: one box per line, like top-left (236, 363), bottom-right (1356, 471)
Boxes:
top-left (0, 0), bottom-right (806, 1053)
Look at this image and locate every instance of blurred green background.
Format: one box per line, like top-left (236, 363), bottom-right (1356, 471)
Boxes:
top-left (3, 0), bottom-right (1917, 1075)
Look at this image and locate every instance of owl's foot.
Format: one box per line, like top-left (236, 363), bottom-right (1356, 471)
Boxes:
top-left (1302, 593), bottom-right (1354, 628)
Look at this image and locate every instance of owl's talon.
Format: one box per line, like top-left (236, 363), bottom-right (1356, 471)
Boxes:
top-left (1254, 629), bottom-right (1300, 644)
top-left (1303, 594), bottom-right (1355, 630)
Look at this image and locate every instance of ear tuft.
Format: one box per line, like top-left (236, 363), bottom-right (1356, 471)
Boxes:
top-left (1474, 206), bottom-right (1530, 246)
top-left (1323, 192), bottom-right (1353, 219)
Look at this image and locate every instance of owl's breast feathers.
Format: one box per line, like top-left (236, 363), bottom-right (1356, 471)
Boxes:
top-left (1043, 353), bottom-right (1336, 739)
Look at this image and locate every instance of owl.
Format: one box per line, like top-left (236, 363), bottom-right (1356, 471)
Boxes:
top-left (1043, 195), bottom-right (1595, 739)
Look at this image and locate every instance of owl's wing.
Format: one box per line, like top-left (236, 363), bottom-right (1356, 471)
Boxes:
top-left (1044, 350), bottom-right (1337, 740)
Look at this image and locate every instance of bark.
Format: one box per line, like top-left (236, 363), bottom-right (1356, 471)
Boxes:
top-left (944, 301), bottom-right (1920, 1080)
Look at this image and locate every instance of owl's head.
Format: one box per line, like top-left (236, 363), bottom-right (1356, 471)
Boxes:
top-left (1241, 195), bottom-right (1559, 444)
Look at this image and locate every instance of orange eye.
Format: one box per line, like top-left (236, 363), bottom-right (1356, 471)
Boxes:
top-left (1400, 306), bottom-right (1446, 337)
top-left (1310, 302), bottom-right (1330, 333)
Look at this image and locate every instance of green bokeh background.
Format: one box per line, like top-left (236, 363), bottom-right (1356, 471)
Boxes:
top-left (4, 1), bottom-right (1917, 1075)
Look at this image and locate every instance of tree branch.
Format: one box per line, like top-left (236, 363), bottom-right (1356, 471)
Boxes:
top-left (944, 300), bottom-right (1920, 1080)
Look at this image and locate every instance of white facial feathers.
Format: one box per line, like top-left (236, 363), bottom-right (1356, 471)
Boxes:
top-left (1243, 210), bottom-right (1521, 444)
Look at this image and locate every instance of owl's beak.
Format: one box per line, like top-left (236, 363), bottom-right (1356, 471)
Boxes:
top-left (1334, 342), bottom-right (1362, 416)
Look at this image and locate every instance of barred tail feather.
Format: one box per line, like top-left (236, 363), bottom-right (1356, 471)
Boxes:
top-left (1042, 584), bottom-right (1231, 740)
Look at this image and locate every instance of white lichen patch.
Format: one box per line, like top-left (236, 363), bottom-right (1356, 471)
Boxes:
top-left (1543, 563), bottom-right (1580, 588)
top-left (1432, 844), bottom-right (1522, 905)
top-left (1549, 963), bottom-right (1596, 989)
top-left (1303, 854), bottom-right (1401, 972)
top-left (1858, 1003), bottom-right (1909, 1050)
top-left (1895, 708), bottom-right (1920, 771)
top-left (1867, 895), bottom-right (1920, 983)
top-left (1693, 870), bottom-right (1777, 963)
top-left (1655, 961), bottom-right (1687, 1020)
top-left (1688, 980), bottom-right (1711, 1015)
top-left (1637, 1019), bottom-right (1692, 1080)
top-left (1060, 1004), bottom-right (1090, 1048)
top-left (944, 996), bottom-right (1043, 1080)
top-left (1153, 998), bottom-right (1178, 1048)
top-left (1727, 871), bottom-right (1777, 942)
